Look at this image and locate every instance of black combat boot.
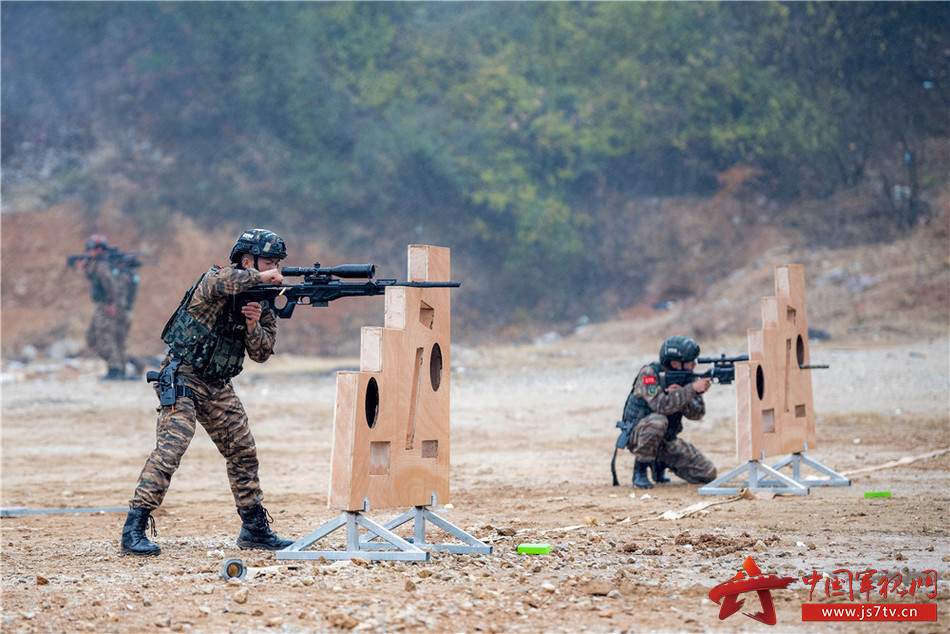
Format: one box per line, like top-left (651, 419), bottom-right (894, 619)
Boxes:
top-left (121, 507), bottom-right (161, 556)
top-left (633, 461), bottom-right (654, 489)
top-left (651, 460), bottom-right (671, 484)
top-left (236, 505), bottom-right (294, 551)
top-left (102, 367), bottom-right (124, 381)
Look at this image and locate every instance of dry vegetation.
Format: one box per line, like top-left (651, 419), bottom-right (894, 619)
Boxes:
top-left (2, 184), bottom-right (948, 362)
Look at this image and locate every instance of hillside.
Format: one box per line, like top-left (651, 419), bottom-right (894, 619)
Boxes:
top-left (2, 186), bottom-right (947, 366)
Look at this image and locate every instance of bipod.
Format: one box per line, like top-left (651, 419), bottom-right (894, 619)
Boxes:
top-left (359, 505), bottom-right (493, 556)
top-left (275, 510), bottom-right (429, 562)
top-left (698, 460), bottom-right (809, 496)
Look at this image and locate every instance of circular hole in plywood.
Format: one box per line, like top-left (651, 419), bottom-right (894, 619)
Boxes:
top-left (365, 377), bottom-right (379, 428)
top-left (430, 343), bottom-right (443, 392)
top-left (755, 364), bottom-right (765, 400)
top-left (796, 334), bottom-right (806, 367)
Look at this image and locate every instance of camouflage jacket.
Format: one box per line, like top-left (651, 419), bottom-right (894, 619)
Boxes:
top-left (85, 257), bottom-right (120, 306)
top-left (622, 362), bottom-right (706, 439)
top-left (162, 264), bottom-right (278, 380)
top-left (631, 363), bottom-right (706, 420)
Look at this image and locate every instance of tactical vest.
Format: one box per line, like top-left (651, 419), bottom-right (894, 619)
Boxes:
top-left (161, 271), bottom-right (247, 380)
top-left (622, 362), bottom-right (684, 440)
top-left (87, 262), bottom-right (109, 304)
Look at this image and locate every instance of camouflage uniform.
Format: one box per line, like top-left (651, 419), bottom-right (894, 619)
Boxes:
top-left (129, 264), bottom-right (277, 511)
top-left (114, 265), bottom-right (138, 367)
top-left (84, 257), bottom-right (126, 371)
top-left (622, 363), bottom-right (717, 484)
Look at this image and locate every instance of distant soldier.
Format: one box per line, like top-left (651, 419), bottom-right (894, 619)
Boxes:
top-left (121, 228), bottom-right (295, 557)
top-left (79, 234), bottom-right (130, 380)
top-left (620, 335), bottom-right (718, 488)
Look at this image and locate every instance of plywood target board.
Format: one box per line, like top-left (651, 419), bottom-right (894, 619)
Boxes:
top-left (328, 245), bottom-right (452, 511)
top-left (735, 265), bottom-right (818, 461)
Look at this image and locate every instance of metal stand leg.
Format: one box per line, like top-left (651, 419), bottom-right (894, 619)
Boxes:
top-left (360, 506), bottom-right (493, 555)
top-left (771, 452), bottom-right (851, 487)
top-left (698, 460), bottom-right (810, 496)
top-left (275, 511), bottom-right (429, 562)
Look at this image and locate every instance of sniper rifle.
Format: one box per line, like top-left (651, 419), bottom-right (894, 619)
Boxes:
top-left (233, 262), bottom-right (460, 319)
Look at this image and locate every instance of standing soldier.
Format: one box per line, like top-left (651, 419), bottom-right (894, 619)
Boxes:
top-left (79, 234), bottom-right (129, 380)
top-left (121, 228), bottom-right (295, 556)
top-left (619, 335), bottom-right (718, 488)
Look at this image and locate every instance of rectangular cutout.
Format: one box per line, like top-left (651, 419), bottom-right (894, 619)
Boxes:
top-left (786, 307), bottom-right (797, 324)
top-left (795, 404), bottom-right (806, 418)
top-left (762, 409), bottom-right (775, 433)
top-left (370, 442), bottom-right (390, 475)
top-left (421, 440), bottom-right (438, 458)
top-left (419, 301), bottom-right (434, 329)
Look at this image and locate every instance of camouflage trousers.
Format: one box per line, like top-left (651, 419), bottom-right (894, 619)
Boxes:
top-left (86, 306), bottom-right (125, 368)
top-left (628, 413), bottom-right (717, 484)
top-left (130, 366), bottom-right (264, 511)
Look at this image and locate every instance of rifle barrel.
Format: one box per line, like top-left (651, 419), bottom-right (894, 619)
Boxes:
top-left (393, 281), bottom-right (461, 288)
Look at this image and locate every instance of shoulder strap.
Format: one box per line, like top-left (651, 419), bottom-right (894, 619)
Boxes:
top-left (160, 273), bottom-right (207, 343)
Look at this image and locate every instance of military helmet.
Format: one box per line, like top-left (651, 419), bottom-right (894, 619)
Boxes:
top-left (659, 335), bottom-right (700, 367)
top-left (229, 228), bottom-right (287, 264)
top-left (86, 234), bottom-right (109, 251)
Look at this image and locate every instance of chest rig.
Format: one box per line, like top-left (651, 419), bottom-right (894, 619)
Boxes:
top-left (161, 270), bottom-right (247, 380)
top-left (623, 361), bottom-right (684, 440)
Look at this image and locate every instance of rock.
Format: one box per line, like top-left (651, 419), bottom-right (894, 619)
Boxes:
top-left (231, 587), bottom-right (249, 604)
top-left (584, 579), bottom-right (614, 596)
top-left (327, 612), bottom-right (359, 629)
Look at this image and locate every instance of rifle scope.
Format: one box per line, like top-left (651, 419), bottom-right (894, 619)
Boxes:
top-left (697, 354), bottom-right (749, 364)
top-left (281, 263), bottom-right (377, 279)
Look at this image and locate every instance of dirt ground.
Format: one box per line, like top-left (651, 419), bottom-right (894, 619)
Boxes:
top-left (1, 330), bottom-right (948, 633)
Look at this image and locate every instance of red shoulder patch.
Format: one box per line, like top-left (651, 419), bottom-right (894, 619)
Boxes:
top-left (643, 376), bottom-right (656, 385)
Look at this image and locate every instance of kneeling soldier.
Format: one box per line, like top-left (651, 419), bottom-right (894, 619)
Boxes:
top-left (620, 336), bottom-right (718, 489)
